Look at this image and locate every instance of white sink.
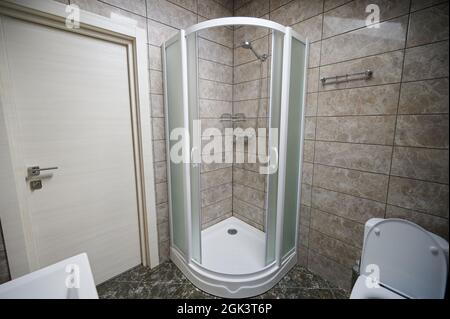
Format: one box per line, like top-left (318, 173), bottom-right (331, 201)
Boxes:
top-left (0, 253), bottom-right (98, 299)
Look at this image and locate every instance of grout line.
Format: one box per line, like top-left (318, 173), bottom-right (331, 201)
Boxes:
top-left (385, 1), bottom-right (411, 218)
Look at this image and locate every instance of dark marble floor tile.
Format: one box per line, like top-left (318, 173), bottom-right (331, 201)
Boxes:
top-left (331, 288), bottom-right (351, 299)
top-left (97, 261), bottom-right (349, 299)
top-left (276, 265), bottom-right (331, 289)
top-left (256, 287), bottom-right (335, 299)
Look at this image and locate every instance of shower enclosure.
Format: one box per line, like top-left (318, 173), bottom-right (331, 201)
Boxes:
top-left (162, 17), bottom-right (308, 298)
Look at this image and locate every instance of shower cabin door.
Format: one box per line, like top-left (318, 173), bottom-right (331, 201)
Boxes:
top-left (266, 29), bottom-right (308, 265)
top-left (163, 31), bottom-right (201, 262)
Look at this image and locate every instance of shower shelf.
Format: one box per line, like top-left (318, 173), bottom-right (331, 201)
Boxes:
top-left (219, 113), bottom-right (246, 122)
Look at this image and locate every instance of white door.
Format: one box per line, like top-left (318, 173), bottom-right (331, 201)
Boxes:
top-left (0, 16), bottom-right (142, 283)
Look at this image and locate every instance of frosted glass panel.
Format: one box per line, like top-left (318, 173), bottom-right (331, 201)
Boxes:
top-left (187, 33), bottom-right (201, 263)
top-left (282, 37), bottom-right (306, 257)
top-left (166, 38), bottom-right (187, 256)
top-left (265, 31), bottom-right (283, 265)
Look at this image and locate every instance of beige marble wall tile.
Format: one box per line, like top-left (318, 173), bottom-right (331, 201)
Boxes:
top-left (321, 16), bottom-right (408, 65)
top-left (318, 84), bottom-right (400, 116)
top-left (101, 0), bottom-right (147, 15)
top-left (157, 220), bottom-right (170, 242)
top-left (147, 0), bottom-right (197, 29)
top-left (152, 117), bottom-right (165, 140)
top-left (314, 141), bottom-right (392, 174)
top-left (292, 14), bottom-right (323, 43)
top-left (316, 116), bottom-right (396, 145)
top-left (299, 204), bottom-right (312, 226)
top-left (233, 183), bottom-right (266, 208)
top-left (150, 70), bottom-right (163, 94)
top-left (199, 38), bottom-right (233, 66)
top-left (198, 0), bottom-right (232, 18)
top-left (233, 198), bottom-right (265, 226)
top-left (199, 99), bottom-right (233, 118)
top-left (304, 117), bottom-right (316, 140)
top-left (149, 45), bottom-right (162, 71)
top-left (308, 42), bottom-right (321, 68)
top-left (198, 23), bottom-right (234, 48)
top-left (308, 249), bottom-right (353, 290)
top-left (407, 3), bottom-right (449, 47)
top-left (199, 59), bottom-right (233, 84)
top-left (234, 99), bottom-right (269, 117)
top-left (302, 162), bottom-right (314, 184)
top-left (147, 19), bottom-right (178, 46)
top-left (270, 0), bottom-right (292, 11)
top-left (214, 0), bottom-right (234, 11)
top-left (399, 79), bottom-right (449, 114)
top-left (386, 205), bottom-right (449, 240)
top-left (233, 167), bottom-right (266, 191)
top-left (301, 183), bottom-right (312, 206)
top-left (305, 93), bottom-right (318, 116)
top-left (168, 0), bottom-right (198, 12)
top-left (298, 224), bottom-right (310, 246)
top-left (199, 79), bottom-right (233, 100)
top-left (233, 212), bottom-right (264, 230)
top-left (311, 186), bottom-right (385, 223)
top-left (201, 158), bottom-right (233, 172)
top-left (233, 79), bottom-right (268, 100)
top-left (156, 202), bottom-right (169, 224)
top-left (202, 198), bottom-right (233, 224)
top-left (154, 161), bottom-right (167, 183)
top-left (310, 209), bottom-right (364, 247)
top-left (395, 115), bottom-right (449, 148)
top-left (309, 229), bottom-right (360, 267)
top-left (313, 164), bottom-right (389, 202)
top-left (307, 67), bottom-right (320, 92)
top-left (391, 146), bottom-right (449, 183)
top-left (73, 0), bottom-right (147, 28)
top-left (303, 140), bottom-right (315, 162)
top-left (155, 182), bottom-right (168, 204)
top-left (270, 0), bottom-right (323, 26)
top-left (403, 41), bottom-right (449, 81)
top-left (235, 0), bottom-right (270, 17)
top-left (322, 0), bottom-right (410, 38)
top-left (319, 51), bottom-right (404, 91)
top-left (201, 182), bottom-right (232, 207)
top-left (387, 176), bottom-right (449, 217)
top-left (151, 94), bottom-right (165, 117)
top-left (201, 167), bottom-right (233, 189)
top-left (153, 140), bottom-right (166, 162)
top-left (411, 0), bottom-right (447, 11)
top-left (158, 239), bottom-right (170, 262)
top-left (234, 60), bottom-right (268, 83)
top-left (324, 0), bottom-right (351, 11)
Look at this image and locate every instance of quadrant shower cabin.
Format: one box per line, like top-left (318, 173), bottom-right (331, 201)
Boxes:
top-left (162, 17), bottom-right (308, 298)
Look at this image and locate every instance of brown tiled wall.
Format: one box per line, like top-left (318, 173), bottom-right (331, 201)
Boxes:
top-left (234, 0), bottom-right (448, 290)
top-left (232, 22), bottom-right (270, 230)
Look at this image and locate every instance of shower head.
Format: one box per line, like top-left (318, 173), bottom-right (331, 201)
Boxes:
top-left (241, 40), bottom-right (268, 62)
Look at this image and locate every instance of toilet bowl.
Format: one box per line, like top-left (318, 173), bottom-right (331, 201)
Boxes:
top-left (350, 218), bottom-right (448, 299)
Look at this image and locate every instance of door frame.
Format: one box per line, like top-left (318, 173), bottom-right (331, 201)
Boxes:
top-left (0, 0), bottom-right (159, 278)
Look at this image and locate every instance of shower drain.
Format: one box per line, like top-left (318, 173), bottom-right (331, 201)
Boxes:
top-left (227, 228), bottom-right (238, 235)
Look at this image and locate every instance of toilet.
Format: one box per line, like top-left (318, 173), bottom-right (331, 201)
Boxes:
top-left (350, 218), bottom-right (449, 299)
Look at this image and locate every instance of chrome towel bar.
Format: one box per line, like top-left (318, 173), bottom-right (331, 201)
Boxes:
top-left (321, 70), bottom-right (373, 85)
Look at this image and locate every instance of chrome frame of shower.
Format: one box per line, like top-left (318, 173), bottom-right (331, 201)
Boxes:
top-left (162, 17), bottom-right (309, 298)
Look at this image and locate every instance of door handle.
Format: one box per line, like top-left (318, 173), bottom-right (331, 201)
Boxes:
top-left (27, 166), bottom-right (58, 178)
